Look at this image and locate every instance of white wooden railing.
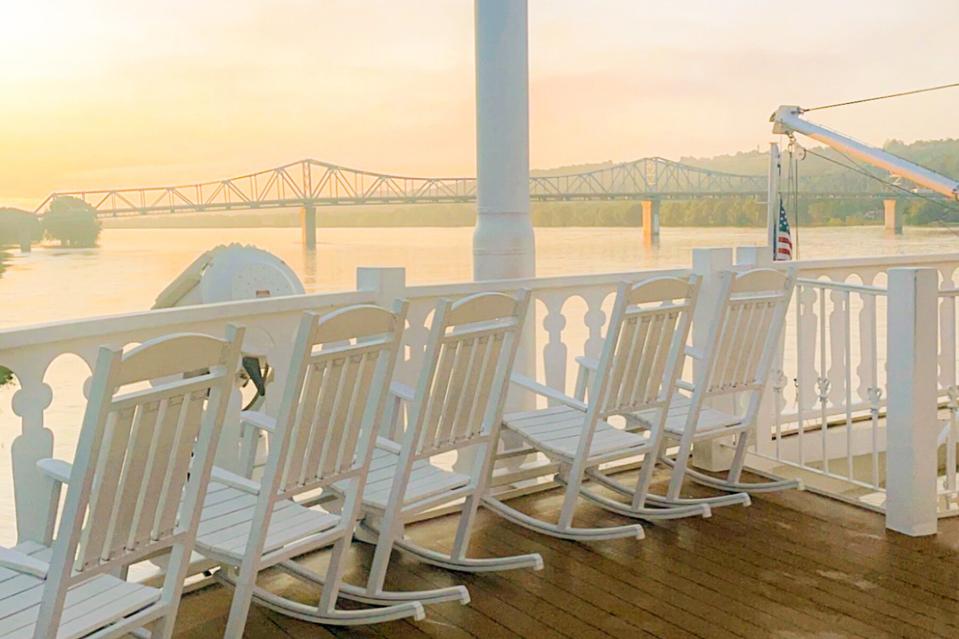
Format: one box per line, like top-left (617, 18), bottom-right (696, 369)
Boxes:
top-left (740, 250), bottom-right (959, 534)
top-left (3, 247), bottom-right (959, 545)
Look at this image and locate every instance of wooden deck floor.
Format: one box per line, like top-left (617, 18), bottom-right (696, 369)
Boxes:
top-left (172, 472), bottom-right (959, 639)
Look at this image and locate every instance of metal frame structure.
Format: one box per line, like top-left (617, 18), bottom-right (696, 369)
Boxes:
top-left (33, 155), bottom-right (928, 219)
top-left (33, 158), bottom-right (772, 218)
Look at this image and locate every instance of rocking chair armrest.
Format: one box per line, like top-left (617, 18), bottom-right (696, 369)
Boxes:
top-left (210, 467), bottom-right (261, 495)
top-left (240, 410), bottom-right (276, 434)
top-left (675, 379), bottom-right (695, 393)
top-left (0, 548), bottom-right (49, 579)
top-left (575, 355), bottom-right (599, 372)
top-left (510, 373), bottom-right (588, 412)
top-left (37, 458), bottom-right (72, 485)
top-left (374, 436), bottom-right (403, 454)
top-left (389, 381), bottom-right (416, 403)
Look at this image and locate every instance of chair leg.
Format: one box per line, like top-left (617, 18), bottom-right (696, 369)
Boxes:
top-left (666, 434), bottom-right (695, 500)
top-left (148, 615), bottom-right (175, 639)
top-left (728, 432), bottom-right (749, 484)
top-left (366, 527), bottom-right (397, 597)
top-left (317, 537), bottom-right (349, 615)
top-left (450, 494), bottom-right (481, 561)
top-left (556, 464), bottom-right (587, 530)
top-left (630, 448), bottom-right (660, 510)
top-left (223, 564), bottom-right (257, 639)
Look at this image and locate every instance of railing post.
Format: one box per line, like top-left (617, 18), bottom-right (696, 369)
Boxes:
top-left (886, 267), bottom-right (939, 536)
top-left (736, 246), bottom-right (778, 457)
top-left (691, 247), bottom-right (735, 471)
top-left (357, 266), bottom-right (407, 307)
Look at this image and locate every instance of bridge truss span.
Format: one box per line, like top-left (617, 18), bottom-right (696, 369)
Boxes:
top-left (35, 157), bottom-right (775, 218)
top-left (35, 155), bottom-right (907, 218)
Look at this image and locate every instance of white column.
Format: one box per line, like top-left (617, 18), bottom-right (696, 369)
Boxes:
top-left (473, 0), bottom-right (535, 281)
top-left (886, 267), bottom-right (939, 536)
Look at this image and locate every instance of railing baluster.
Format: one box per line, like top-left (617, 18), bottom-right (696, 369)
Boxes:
top-left (818, 286), bottom-right (830, 475)
top-left (796, 284), bottom-right (806, 469)
top-left (844, 289), bottom-right (853, 481)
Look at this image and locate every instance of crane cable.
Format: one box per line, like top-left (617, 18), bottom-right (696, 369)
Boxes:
top-left (800, 145), bottom-right (959, 238)
top-left (802, 81), bottom-right (959, 112)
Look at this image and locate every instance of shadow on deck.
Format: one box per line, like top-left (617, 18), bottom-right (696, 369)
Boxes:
top-left (173, 471), bottom-right (959, 639)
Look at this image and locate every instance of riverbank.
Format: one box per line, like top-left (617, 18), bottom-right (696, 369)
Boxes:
top-left (101, 198), bottom-right (891, 230)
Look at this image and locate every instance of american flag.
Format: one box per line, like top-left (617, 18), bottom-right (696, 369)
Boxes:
top-left (774, 198), bottom-right (792, 261)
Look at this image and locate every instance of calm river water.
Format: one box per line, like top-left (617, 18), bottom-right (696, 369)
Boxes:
top-left (0, 224), bottom-right (955, 542)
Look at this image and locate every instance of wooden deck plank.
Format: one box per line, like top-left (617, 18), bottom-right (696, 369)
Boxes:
top-left (173, 471), bottom-right (959, 638)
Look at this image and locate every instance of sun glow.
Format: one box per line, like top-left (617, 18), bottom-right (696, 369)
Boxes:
top-left (1, 0), bottom-right (958, 209)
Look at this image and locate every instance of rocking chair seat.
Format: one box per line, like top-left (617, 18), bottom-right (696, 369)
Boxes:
top-left (630, 396), bottom-right (742, 437)
top-left (352, 447), bottom-right (470, 511)
top-left (196, 483), bottom-right (339, 562)
top-left (504, 405), bottom-right (651, 460)
top-left (0, 544), bottom-right (160, 639)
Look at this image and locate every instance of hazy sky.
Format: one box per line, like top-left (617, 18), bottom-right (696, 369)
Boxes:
top-left (2, 0), bottom-right (958, 207)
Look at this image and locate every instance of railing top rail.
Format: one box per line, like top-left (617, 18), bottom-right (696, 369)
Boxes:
top-left (0, 289), bottom-right (374, 352)
top-left (794, 252), bottom-right (959, 273)
top-left (0, 267), bottom-right (692, 352)
top-left (796, 277), bottom-right (887, 295)
top-left (402, 267), bottom-right (690, 300)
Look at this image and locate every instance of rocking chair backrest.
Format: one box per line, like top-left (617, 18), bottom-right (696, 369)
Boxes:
top-left (410, 291), bottom-right (530, 460)
top-left (597, 276), bottom-right (701, 417)
top-left (50, 326), bottom-right (244, 583)
top-left (271, 304), bottom-right (407, 499)
top-left (703, 268), bottom-right (796, 402)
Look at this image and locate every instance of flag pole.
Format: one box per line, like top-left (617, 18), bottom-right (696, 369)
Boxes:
top-left (767, 142), bottom-right (781, 260)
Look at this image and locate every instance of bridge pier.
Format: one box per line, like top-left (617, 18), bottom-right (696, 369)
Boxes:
top-left (300, 205), bottom-right (316, 249)
top-left (884, 199), bottom-right (902, 234)
top-left (641, 199), bottom-right (660, 244)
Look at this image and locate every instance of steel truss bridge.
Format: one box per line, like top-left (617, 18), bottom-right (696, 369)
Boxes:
top-left (34, 156), bottom-right (913, 218)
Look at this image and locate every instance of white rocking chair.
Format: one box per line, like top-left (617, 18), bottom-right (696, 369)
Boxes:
top-left (609, 267), bottom-right (799, 509)
top-left (194, 304), bottom-right (421, 633)
top-left (483, 275), bottom-right (704, 541)
top-left (328, 291), bottom-right (543, 609)
top-left (0, 326), bottom-right (244, 639)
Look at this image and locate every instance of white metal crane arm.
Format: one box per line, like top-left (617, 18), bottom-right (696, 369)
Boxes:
top-left (770, 105), bottom-right (959, 200)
